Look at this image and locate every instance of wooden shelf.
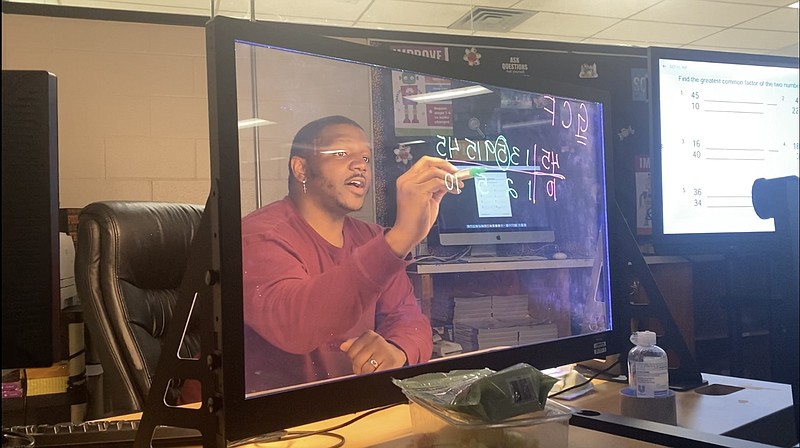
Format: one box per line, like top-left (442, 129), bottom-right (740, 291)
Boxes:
top-left (409, 258), bottom-right (593, 274)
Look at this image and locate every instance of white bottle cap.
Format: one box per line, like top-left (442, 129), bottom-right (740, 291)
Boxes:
top-left (631, 330), bottom-right (657, 346)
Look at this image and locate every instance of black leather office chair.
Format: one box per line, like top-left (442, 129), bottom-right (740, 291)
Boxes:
top-left (75, 201), bottom-right (203, 417)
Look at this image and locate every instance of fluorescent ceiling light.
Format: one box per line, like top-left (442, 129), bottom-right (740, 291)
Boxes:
top-left (501, 119), bottom-right (553, 130)
top-left (789, 2), bottom-right (799, 8)
top-left (398, 140), bottom-right (426, 145)
top-left (404, 85), bottom-right (492, 103)
top-left (238, 118), bottom-right (276, 129)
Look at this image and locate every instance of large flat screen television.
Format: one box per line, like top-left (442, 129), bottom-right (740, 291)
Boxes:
top-left (648, 46), bottom-right (799, 255)
top-left (173, 16), bottom-right (617, 444)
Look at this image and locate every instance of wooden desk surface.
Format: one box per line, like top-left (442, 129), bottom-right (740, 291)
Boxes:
top-left (129, 373), bottom-right (794, 447)
top-left (124, 404), bottom-right (659, 447)
top-left (225, 403), bottom-right (663, 448)
top-left (564, 373), bottom-right (794, 436)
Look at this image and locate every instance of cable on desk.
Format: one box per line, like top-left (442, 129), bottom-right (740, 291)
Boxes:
top-left (230, 431), bottom-right (344, 448)
top-left (227, 402), bottom-right (402, 448)
top-left (412, 246), bottom-right (470, 264)
top-left (548, 358), bottom-right (620, 399)
top-left (2, 431), bottom-right (35, 447)
top-left (574, 360), bottom-right (628, 383)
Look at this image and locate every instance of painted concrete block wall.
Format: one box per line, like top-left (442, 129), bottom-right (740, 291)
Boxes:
top-left (2, 13), bottom-right (376, 223)
top-left (2, 14), bottom-right (210, 207)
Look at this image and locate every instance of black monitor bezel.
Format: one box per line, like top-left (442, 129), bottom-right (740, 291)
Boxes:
top-left (207, 16), bottom-right (619, 442)
top-left (647, 46), bottom-right (799, 256)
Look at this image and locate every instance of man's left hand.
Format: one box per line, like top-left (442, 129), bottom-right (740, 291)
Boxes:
top-left (339, 330), bottom-right (407, 375)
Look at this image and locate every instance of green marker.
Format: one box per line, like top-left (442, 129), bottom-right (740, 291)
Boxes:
top-left (455, 167), bottom-right (487, 180)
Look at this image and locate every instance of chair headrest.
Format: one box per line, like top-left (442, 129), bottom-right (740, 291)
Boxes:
top-left (78, 201), bottom-right (204, 289)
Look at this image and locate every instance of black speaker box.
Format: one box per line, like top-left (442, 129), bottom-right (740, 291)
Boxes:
top-left (2, 70), bottom-right (61, 370)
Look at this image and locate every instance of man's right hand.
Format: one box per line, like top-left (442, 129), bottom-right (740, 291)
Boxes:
top-left (385, 156), bottom-right (461, 258)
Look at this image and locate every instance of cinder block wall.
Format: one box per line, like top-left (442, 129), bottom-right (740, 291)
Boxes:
top-left (2, 14), bottom-right (208, 207)
top-left (3, 13), bottom-right (382, 225)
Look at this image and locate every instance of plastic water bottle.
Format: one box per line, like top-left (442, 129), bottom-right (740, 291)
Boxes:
top-left (627, 331), bottom-right (669, 398)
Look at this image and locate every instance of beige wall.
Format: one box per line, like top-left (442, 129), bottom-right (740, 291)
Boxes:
top-left (2, 13), bottom-right (377, 223)
top-left (2, 14), bottom-right (210, 208)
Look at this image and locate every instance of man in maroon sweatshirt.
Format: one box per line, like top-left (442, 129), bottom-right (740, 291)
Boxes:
top-left (241, 115), bottom-right (461, 393)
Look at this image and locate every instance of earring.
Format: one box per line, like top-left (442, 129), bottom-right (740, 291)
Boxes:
top-left (302, 179), bottom-right (307, 194)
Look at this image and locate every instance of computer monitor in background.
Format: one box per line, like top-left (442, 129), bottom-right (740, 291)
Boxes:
top-left (430, 158), bottom-right (556, 258)
top-left (138, 16), bottom-right (616, 446)
top-left (1, 70), bottom-right (62, 370)
top-left (648, 47), bottom-right (799, 255)
top-left (429, 87), bottom-right (605, 259)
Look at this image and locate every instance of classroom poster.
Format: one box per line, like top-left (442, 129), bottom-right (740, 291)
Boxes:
top-left (386, 44), bottom-right (452, 136)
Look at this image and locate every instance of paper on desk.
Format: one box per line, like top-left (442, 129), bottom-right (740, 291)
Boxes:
top-left (547, 368), bottom-right (594, 401)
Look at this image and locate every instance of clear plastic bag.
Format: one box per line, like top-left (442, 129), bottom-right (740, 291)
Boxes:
top-left (393, 363), bottom-right (558, 423)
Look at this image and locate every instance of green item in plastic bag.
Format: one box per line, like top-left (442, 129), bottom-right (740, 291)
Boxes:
top-left (394, 363), bottom-right (558, 423)
top-left (452, 363), bottom-right (558, 422)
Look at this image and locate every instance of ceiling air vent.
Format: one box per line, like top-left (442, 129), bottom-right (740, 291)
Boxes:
top-left (449, 7), bottom-right (536, 32)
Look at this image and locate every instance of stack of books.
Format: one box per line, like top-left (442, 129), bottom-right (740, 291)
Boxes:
top-left (518, 323), bottom-right (559, 345)
top-left (431, 295), bottom-right (492, 324)
top-left (491, 294), bottom-right (530, 321)
top-left (432, 293), bottom-right (560, 351)
top-left (454, 319), bottom-right (520, 351)
top-left (453, 318), bottom-right (559, 351)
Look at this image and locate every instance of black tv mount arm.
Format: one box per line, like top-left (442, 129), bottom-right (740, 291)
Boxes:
top-left (609, 200), bottom-right (706, 390)
top-left (134, 194), bottom-right (226, 448)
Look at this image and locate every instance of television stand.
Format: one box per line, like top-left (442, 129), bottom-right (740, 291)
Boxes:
top-left (465, 254), bottom-right (548, 263)
top-left (467, 244), bottom-right (501, 259)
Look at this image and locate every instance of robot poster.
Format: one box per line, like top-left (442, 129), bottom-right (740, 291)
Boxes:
top-left (386, 44), bottom-right (453, 136)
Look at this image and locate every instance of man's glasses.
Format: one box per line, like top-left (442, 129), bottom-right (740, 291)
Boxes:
top-left (317, 149), bottom-right (370, 164)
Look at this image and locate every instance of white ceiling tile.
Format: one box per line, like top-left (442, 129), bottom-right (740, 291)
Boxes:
top-left (704, 0), bottom-right (791, 5)
top-left (359, 0), bottom-right (471, 27)
top-left (250, 14), bottom-right (357, 27)
top-left (680, 43), bottom-right (770, 54)
top-left (582, 37), bottom-right (670, 47)
top-left (630, 0), bottom-right (774, 26)
top-left (594, 20), bottom-right (722, 44)
top-left (457, 29), bottom-right (506, 39)
top-left (217, 0), bottom-right (249, 14)
top-left (513, 0), bottom-right (662, 18)
top-left (417, 28), bottom-right (562, 43)
top-left (736, 7), bottom-right (799, 31)
top-left (56, 0), bottom-right (210, 15)
top-left (5, 0), bottom-right (799, 57)
top-left (214, 0), bottom-right (358, 25)
top-left (512, 12), bottom-right (620, 37)
top-left (692, 28), bottom-right (799, 49)
top-left (226, 0), bottom-right (371, 21)
top-left (774, 42), bottom-right (798, 57)
top-left (356, 21), bottom-right (474, 37)
top-left (75, 0), bottom-right (208, 8)
top-left (502, 31), bottom-right (587, 43)
top-left (400, 0), bottom-right (519, 6)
